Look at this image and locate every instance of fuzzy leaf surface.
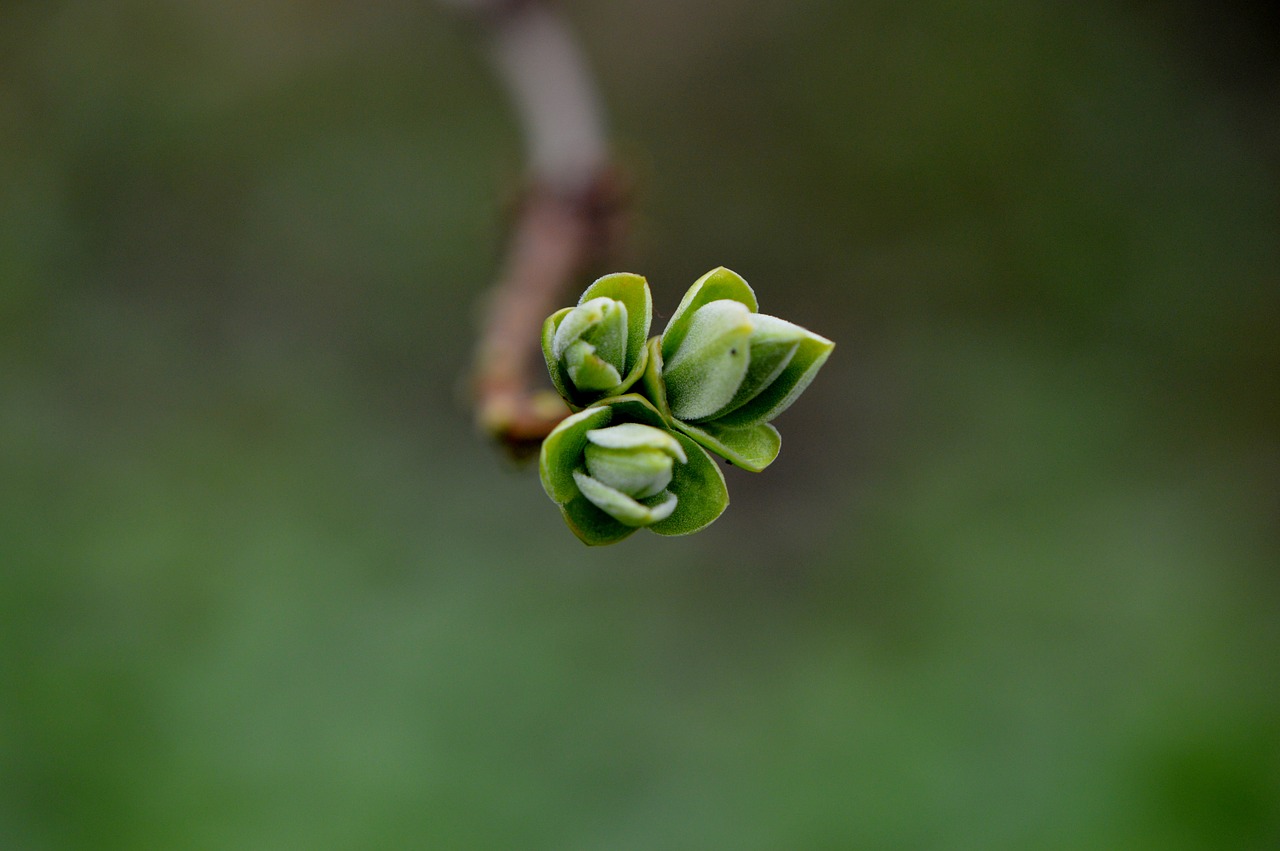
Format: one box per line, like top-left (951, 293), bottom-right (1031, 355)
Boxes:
top-left (660, 267), bottom-right (758, 364)
top-left (539, 405), bottom-right (612, 503)
top-left (662, 299), bottom-right (755, 422)
top-left (711, 329), bottom-right (835, 427)
top-left (579, 273), bottom-right (652, 377)
top-left (672, 419), bottom-right (781, 473)
top-left (648, 432), bottom-right (730, 536)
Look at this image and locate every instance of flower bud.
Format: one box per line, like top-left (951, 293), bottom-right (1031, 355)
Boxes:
top-left (573, 423), bottom-right (686, 527)
top-left (583, 423), bottom-right (687, 499)
top-left (645, 267), bottom-right (834, 472)
top-left (553, 297), bottom-right (628, 391)
top-left (662, 301), bottom-right (811, 423)
top-left (542, 274), bottom-right (654, 408)
top-left (539, 395), bottom-right (729, 545)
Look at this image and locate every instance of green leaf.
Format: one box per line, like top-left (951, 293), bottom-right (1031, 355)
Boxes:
top-left (712, 334), bottom-right (799, 420)
top-left (541, 392), bottom-right (733, 543)
top-left (551, 297), bottom-right (613, 360)
top-left (573, 472), bottom-right (679, 526)
top-left (639, 336), bottom-right (671, 417)
top-left (711, 328), bottom-right (835, 427)
top-left (552, 297), bottom-right (628, 386)
top-left (648, 433), bottom-right (730, 536)
top-left (542, 307), bottom-right (575, 405)
top-left (584, 443), bottom-right (674, 498)
top-left (662, 299), bottom-right (755, 421)
top-left (589, 393), bottom-right (669, 429)
top-left (588, 300), bottom-right (629, 377)
top-left (539, 405), bottom-right (613, 503)
top-left (672, 419), bottom-right (781, 473)
top-left (660, 267), bottom-right (758, 364)
top-left (541, 278), bottom-right (653, 408)
top-left (563, 339), bottom-right (623, 391)
top-left (585, 422), bottom-right (685, 457)
top-left (559, 492), bottom-right (638, 546)
top-left (584, 423), bottom-right (684, 498)
top-left (580, 273), bottom-right (652, 377)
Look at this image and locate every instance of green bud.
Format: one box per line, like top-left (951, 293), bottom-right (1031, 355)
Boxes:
top-left (645, 267), bottom-right (834, 472)
top-left (662, 299), bottom-right (755, 421)
top-left (660, 301), bottom-right (816, 424)
top-left (584, 423), bottom-right (687, 499)
top-left (539, 395), bottom-right (729, 546)
top-left (567, 421), bottom-right (685, 528)
top-left (553, 297), bottom-right (627, 391)
top-left (542, 274), bottom-right (653, 409)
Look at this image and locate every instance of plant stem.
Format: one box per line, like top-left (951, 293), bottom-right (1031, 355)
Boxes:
top-left (448, 0), bottom-right (626, 454)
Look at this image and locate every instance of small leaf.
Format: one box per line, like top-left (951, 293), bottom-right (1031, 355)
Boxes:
top-left (672, 419), bottom-right (781, 473)
top-left (573, 471), bottom-right (679, 526)
top-left (639, 336), bottom-right (671, 418)
top-left (560, 492), bottom-right (638, 546)
top-left (580, 273), bottom-right (652, 376)
top-left (648, 433), bottom-right (729, 536)
top-left (542, 307), bottom-right (575, 404)
top-left (563, 340), bottom-right (622, 391)
top-left (539, 405), bottom-right (613, 503)
top-left (711, 328), bottom-right (834, 427)
top-left (660, 267), bottom-right (758, 364)
top-left (590, 299), bottom-right (629, 375)
top-left (716, 339), bottom-right (798, 418)
top-left (662, 299), bottom-right (755, 421)
top-left (551, 297), bottom-right (605, 359)
top-left (583, 423), bottom-right (684, 499)
top-left (586, 422), bottom-right (686, 459)
top-left (542, 277), bottom-right (654, 408)
top-left (584, 443), bottom-right (674, 498)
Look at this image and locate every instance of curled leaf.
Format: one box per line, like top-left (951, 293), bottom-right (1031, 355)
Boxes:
top-left (542, 274), bottom-right (653, 408)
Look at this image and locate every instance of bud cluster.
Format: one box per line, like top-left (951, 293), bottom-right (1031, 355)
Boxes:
top-left (539, 267), bottom-right (833, 545)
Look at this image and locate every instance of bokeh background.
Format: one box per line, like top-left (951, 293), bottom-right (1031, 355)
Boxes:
top-left (3, 1), bottom-right (1279, 847)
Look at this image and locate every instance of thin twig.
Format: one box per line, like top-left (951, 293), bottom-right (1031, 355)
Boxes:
top-left (447, 0), bottom-right (626, 455)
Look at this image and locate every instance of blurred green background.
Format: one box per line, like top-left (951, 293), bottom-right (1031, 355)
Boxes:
top-left (3, 1), bottom-right (1278, 848)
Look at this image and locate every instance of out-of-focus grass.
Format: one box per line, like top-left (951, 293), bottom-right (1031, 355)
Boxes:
top-left (2, 1), bottom-right (1278, 848)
